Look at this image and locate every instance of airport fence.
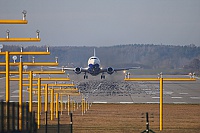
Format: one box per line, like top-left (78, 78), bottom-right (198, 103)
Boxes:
top-left (0, 101), bottom-right (37, 133)
top-left (37, 111), bottom-right (73, 133)
top-left (0, 101), bottom-right (73, 133)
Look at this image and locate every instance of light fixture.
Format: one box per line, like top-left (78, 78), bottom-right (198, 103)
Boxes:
top-left (23, 65), bottom-right (28, 71)
top-left (12, 55), bottom-right (17, 63)
top-left (32, 56), bottom-right (35, 63)
top-left (22, 10), bottom-right (27, 20)
top-left (6, 30), bottom-right (10, 39)
top-left (36, 30), bottom-right (40, 38)
top-left (55, 57), bottom-right (58, 63)
top-left (0, 44), bottom-right (3, 52)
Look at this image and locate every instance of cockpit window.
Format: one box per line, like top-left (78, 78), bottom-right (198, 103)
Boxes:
top-left (91, 58), bottom-right (97, 59)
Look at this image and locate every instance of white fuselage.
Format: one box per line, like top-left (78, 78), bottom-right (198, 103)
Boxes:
top-left (88, 56), bottom-right (100, 66)
top-left (87, 56), bottom-right (101, 76)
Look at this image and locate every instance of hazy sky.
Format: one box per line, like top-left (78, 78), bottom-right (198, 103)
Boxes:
top-left (0, 0), bottom-right (200, 46)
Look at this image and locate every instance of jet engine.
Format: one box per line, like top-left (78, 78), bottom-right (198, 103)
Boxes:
top-left (74, 67), bottom-right (81, 74)
top-left (107, 67), bottom-right (114, 74)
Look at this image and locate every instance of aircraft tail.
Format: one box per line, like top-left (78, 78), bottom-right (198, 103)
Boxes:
top-left (94, 48), bottom-right (96, 56)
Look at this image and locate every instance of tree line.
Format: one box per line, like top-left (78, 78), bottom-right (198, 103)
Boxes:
top-left (0, 44), bottom-right (200, 74)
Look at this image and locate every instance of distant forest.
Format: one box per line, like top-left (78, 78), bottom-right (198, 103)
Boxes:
top-left (0, 44), bottom-right (200, 74)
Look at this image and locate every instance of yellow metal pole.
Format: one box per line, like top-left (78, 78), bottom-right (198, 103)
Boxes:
top-left (0, 38), bottom-right (41, 42)
top-left (45, 84), bottom-right (48, 125)
top-left (23, 83), bottom-right (75, 87)
top-left (19, 61), bottom-right (23, 130)
top-left (28, 88), bottom-right (78, 92)
top-left (34, 92), bottom-right (80, 96)
top-left (60, 94), bottom-right (63, 115)
top-left (0, 70), bottom-right (65, 74)
top-left (54, 96), bottom-right (56, 116)
top-left (0, 62), bottom-right (58, 66)
top-left (82, 98), bottom-right (84, 116)
top-left (73, 100), bottom-right (75, 112)
top-left (29, 71), bottom-right (33, 112)
top-left (5, 51), bottom-right (9, 131)
top-left (86, 101), bottom-right (87, 112)
top-left (84, 98), bottom-right (86, 114)
top-left (124, 78), bottom-right (196, 81)
top-left (0, 20), bottom-right (28, 24)
top-left (10, 77), bottom-right (70, 81)
top-left (5, 51), bottom-right (10, 103)
top-left (160, 78), bottom-right (163, 131)
top-left (71, 100), bottom-right (73, 112)
top-left (124, 76), bottom-right (196, 131)
top-left (51, 89), bottom-right (54, 120)
top-left (35, 90), bottom-right (80, 96)
top-left (56, 93), bottom-right (59, 118)
top-left (0, 51), bottom-right (50, 55)
top-left (37, 78), bottom-right (41, 129)
top-left (45, 84), bottom-right (48, 112)
top-left (124, 78), bottom-right (160, 81)
top-left (68, 95), bottom-right (70, 115)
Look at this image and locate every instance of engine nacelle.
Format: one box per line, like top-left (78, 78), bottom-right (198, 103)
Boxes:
top-left (107, 67), bottom-right (114, 75)
top-left (74, 67), bottom-right (81, 74)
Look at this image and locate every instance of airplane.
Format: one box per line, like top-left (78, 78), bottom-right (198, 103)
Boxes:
top-left (52, 49), bottom-right (139, 79)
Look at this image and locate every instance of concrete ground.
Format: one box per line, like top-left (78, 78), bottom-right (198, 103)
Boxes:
top-left (0, 71), bottom-right (199, 104)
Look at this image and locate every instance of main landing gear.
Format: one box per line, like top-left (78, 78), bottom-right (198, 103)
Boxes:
top-left (84, 72), bottom-right (88, 79)
top-left (101, 73), bottom-right (105, 79)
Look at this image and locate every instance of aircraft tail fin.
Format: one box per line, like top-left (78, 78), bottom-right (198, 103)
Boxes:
top-left (94, 48), bottom-right (96, 56)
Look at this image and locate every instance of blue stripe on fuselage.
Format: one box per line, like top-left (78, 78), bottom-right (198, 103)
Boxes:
top-left (88, 64), bottom-right (100, 76)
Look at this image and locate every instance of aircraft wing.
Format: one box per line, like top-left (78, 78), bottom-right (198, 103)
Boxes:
top-left (48, 66), bottom-right (88, 73)
top-left (64, 67), bottom-right (88, 72)
top-left (100, 66), bottom-right (140, 74)
top-left (113, 67), bottom-right (140, 71)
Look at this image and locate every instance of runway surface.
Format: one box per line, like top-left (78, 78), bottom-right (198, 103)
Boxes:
top-left (0, 72), bottom-right (199, 104)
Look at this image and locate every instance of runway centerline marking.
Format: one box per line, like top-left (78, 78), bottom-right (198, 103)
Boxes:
top-left (93, 101), bottom-right (107, 103)
top-left (11, 95), bottom-right (19, 97)
top-left (12, 90), bottom-right (19, 93)
top-left (173, 102), bottom-right (187, 104)
top-left (147, 102), bottom-right (159, 104)
top-left (179, 93), bottom-right (188, 95)
top-left (119, 102), bottom-right (134, 104)
top-left (190, 97), bottom-right (200, 99)
top-left (164, 91), bottom-right (173, 95)
top-left (171, 97), bottom-right (182, 99)
top-left (152, 97), bottom-right (160, 99)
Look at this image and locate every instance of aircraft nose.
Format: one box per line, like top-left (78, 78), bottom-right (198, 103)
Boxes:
top-left (89, 64), bottom-right (93, 68)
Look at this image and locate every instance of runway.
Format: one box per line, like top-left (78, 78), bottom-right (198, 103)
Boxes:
top-left (0, 72), bottom-right (199, 104)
